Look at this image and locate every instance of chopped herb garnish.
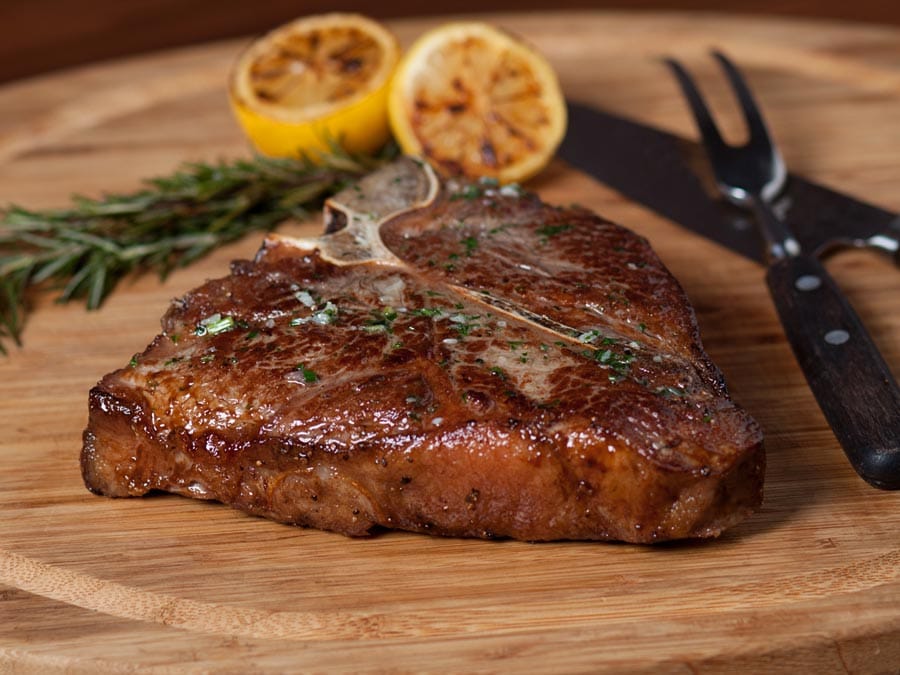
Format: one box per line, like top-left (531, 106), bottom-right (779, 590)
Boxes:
top-left (449, 312), bottom-right (480, 337)
top-left (592, 348), bottom-right (634, 372)
top-left (294, 363), bottom-right (319, 383)
top-left (199, 353), bottom-right (215, 364)
top-left (489, 366), bottom-right (507, 379)
top-left (129, 356), bottom-right (138, 368)
top-left (308, 301), bottom-right (339, 325)
top-left (508, 340), bottom-right (524, 350)
top-left (461, 236), bottom-right (479, 256)
top-left (413, 306), bottom-right (442, 318)
top-left (295, 289), bottom-right (317, 308)
top-left (364, 306), bottom-right (397, 333)
top-left (536, 223), bottom-right (573, 242)
top-left (195, 313), bottom-right (235, 336)
top-left (451, 184), bottom-right (483, 201)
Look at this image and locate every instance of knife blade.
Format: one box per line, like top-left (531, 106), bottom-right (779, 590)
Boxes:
top-left (557, 101), bottom-right (900, 265)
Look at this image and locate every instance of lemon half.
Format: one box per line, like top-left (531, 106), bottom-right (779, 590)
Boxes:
top-left (388, 22), bottom-right (567, 183)
top-left (229, 13), bottom-right (400, 157)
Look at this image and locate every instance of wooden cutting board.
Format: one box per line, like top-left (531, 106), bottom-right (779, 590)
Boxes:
top-left (1, 11), bottom-right (899, 673)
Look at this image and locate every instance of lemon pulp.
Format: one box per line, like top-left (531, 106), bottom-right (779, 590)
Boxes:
top-left (229, 13), bottom-right (400, 157)
top-left (388, 22), bottom-right (566, 183)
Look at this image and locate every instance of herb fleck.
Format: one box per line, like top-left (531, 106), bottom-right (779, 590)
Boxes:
top-left (294, 363), bottom-right (319, 383)
top-left (364, 306), bottom-right (397, 333)
top-left (451, 184), bottom-right (482, 201)
top-left (195, 313), bottom-right (235, 336)
top-left (536, 223), bottom-right (573, 242)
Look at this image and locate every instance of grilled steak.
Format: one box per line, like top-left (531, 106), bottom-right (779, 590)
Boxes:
top-left (82, 158), bottom-right (764, 543)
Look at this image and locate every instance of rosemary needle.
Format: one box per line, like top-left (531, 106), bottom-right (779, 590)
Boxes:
top-left (0, 144), bottom-right (394, 354)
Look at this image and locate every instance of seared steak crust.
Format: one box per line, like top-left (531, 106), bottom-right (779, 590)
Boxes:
top-left (82, 159), bottom-right (763, 542)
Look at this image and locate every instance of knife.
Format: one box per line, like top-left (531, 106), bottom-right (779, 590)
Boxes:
top-left (558, 101), bottom-right (900, 266)
top-left (558, 101), bottom-right (900, 487)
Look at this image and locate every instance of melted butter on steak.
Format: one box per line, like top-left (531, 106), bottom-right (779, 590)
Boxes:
top-left (82, 158), bottom-right (763, 542)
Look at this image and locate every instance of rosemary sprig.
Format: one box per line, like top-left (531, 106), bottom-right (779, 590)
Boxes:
top-left (0, 144), bottom-right (394, 354)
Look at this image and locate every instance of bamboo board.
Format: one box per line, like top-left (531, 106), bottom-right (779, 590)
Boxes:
top-left (1, 11), bottom-right (899, 673)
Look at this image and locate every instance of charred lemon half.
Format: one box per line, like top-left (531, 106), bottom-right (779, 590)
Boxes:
top-left (388, 22), bottom-right (566, 183)
top-left (229, 13), bottom-right (400, 157)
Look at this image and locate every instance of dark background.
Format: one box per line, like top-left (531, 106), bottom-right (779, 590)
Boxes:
top-left (3, 0), bottom-right (900, 84)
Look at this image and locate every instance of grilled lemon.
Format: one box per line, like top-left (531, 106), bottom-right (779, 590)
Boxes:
top-left (229, 13), bottom-right (400, 157)
top-left (388, 22), bottom-right (566, 183)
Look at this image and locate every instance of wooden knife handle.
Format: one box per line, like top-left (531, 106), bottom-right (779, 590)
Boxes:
top-left (766, 254), bottom-right (900, 488)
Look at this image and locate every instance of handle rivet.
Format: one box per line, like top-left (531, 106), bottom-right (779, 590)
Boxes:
top-left (825, 329), bottom-right (850, 345)
top-left (795, 275), bottom-right (821, 291)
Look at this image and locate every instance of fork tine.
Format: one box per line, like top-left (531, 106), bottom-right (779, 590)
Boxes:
top-left (710, 50), bottom-right (776, 152)
top-left (664, 57), bottom-right (726, 151)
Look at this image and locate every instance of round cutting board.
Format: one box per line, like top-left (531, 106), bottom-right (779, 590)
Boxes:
top-left (1, 11), bottom-right (899, 673)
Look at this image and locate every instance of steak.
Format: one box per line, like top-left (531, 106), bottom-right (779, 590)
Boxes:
top-left (82, 158), bottom-right (764, 543)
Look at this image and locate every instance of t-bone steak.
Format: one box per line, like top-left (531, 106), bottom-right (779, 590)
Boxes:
top-left (82, 158), bottom-right (764, 543)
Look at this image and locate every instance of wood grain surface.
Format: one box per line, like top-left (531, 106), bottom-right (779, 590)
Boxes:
top-left (1, 11), bottom-right (899, 673)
